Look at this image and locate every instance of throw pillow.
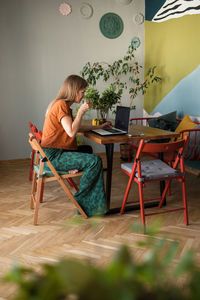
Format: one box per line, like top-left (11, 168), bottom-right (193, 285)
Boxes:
top-left (147, 111), bottom-right (179, 143)
top-left (148, 111), bottom-right (179, 132)
top-left (175, 114), bottom-right (196, 134)
top-left (175, 114), bottom-right (197, 141)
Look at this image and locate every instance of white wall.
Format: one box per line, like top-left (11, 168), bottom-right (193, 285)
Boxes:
top-left (0, 0), bottom-right (145, 160)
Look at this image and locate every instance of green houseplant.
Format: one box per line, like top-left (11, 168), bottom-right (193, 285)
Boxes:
top-left (81, 43), bottom-right (161, 117)
top-left (84, 84), bottom-right (121, 121)
top-left (4, 222), bottom-right (200, 300)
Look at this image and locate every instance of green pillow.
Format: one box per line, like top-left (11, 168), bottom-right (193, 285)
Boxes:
top-left (148, 111), bottom-right (179, 132)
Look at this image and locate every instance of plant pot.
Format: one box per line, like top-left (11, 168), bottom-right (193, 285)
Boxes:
top-left (97, 109), bottom-right (109, 122)
top-left (120, 143), bottom-right (133, 161)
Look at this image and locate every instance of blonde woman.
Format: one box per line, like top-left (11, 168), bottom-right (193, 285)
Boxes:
top-left (41, 75), bottom-right (110, 216)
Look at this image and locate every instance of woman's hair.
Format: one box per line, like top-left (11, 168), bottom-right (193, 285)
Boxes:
top-left (46, 75), bottom-right (88, 115)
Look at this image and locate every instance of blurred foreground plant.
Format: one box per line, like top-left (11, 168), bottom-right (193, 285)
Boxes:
top-left (4, 221), bottom-right (200, 300)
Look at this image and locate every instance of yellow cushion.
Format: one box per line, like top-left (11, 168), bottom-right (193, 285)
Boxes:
top-left (175, 114), bottom-right (196, 140)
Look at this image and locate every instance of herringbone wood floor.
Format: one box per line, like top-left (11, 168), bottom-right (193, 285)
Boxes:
top-left (0, 153), bottom-right (200, 299)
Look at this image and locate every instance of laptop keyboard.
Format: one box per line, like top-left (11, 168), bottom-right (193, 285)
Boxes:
top-left (105, 128), bottom-right (122, 133)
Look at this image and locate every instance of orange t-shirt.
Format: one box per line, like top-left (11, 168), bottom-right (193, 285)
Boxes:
top-left (41, 100), bottom-right (78, 150)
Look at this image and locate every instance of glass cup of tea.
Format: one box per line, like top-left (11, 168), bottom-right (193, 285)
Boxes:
top-left (86, 100), bottom-right (93, 108)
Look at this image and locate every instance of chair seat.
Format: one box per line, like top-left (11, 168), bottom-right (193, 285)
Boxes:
top-left (121, 159), bottom-right (181, 180)
top-left (34, 164), bottom-right (70, 177)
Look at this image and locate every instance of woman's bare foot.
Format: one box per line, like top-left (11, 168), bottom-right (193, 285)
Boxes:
top-left (68, 169), bottom-right (79, 174)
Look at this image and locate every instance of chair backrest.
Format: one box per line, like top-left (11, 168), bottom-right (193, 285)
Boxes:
top-left (130, 117), bottom-right (154, 126)
top-left (141, 137), bottom-right (188, 154)
top-left (29, 122), bottom-right (42, 142)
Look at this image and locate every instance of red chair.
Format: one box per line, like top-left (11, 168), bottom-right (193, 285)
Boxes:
top-left (120, 137), bottom-right (189, 229)
top-left (28, 122), bottom-right (79, 203)
top-left (128, 117), bottom-right (200, 186)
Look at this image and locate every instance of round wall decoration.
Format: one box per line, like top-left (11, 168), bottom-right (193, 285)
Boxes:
top-left (131, 37), bottom-right (140, 49)
top-left (99, 13), bottom-right (124, 39)
top-left (133, 13), bottom-right (144, 25)
top-left (59, 2), bottom-right (72, 16)
top-left (80, 3), bottom-right (93, 19)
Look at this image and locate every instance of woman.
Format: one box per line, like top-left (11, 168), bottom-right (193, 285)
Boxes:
top-left (41, 75), bottom-right (110, 216)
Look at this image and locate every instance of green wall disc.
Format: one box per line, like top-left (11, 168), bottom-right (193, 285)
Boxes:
top-left (99, 13), bottom-right (124, 39)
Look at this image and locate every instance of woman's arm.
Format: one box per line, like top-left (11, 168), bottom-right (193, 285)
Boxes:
top-left (61, 102), bottom-right (89, 137)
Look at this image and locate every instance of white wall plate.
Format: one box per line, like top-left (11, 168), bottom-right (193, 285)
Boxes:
top-left (80, 3), bottom-right (93, 19)
top-left (133, 13), bottom-right (144, 25)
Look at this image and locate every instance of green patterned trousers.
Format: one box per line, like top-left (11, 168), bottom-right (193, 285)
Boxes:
top-left (42, 148), bottom-right (108, 216)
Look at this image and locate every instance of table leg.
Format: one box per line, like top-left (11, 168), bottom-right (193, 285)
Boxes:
top-left (105, 143), bottom-right (114, 210)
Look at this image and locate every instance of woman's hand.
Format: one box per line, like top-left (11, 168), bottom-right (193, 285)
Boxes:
top-left (79, 121), bottom-right (112, 132)
top-left (78, 101), bottom-right (90, 116)
top-left (97, 121), bottom-right (112, 129)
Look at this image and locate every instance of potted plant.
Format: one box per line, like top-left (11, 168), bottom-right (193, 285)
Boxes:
top-left (81, 43), bottom-right (161, 159)
top-left (81, 43), bottom-right (161, 114)
top-left (84, 84), bottom-right (121, 122)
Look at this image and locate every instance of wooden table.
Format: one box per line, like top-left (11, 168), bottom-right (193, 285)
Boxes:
top-left (79, 124), bottom-right (180, 213)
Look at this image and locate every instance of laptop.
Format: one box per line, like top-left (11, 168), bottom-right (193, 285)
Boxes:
top-left (91, 106), bottom-right (130, 136)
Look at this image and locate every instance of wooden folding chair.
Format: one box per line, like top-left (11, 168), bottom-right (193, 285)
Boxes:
top-left (29, 133), bottom-right (87, 225)
top-left (120, 136), bottom-right (189, 229)
top-left (28, 122), bottom-right (79, 199)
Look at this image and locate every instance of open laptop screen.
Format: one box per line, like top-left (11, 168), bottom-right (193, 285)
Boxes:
top-left (115, 106), bottom-right (130, 131)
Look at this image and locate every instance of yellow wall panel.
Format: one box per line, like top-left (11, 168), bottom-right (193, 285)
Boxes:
top-left (144, 14), bottom-right (200, 113)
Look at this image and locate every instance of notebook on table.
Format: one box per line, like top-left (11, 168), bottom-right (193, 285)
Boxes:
top-left (91, 106), bottom-right (130, 136)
